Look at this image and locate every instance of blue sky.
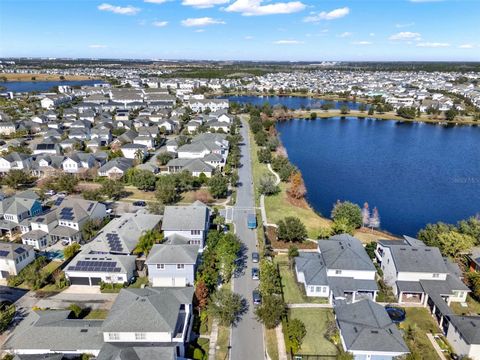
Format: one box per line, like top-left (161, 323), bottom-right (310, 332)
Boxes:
top-left (0, 0), bottom-right (479, 61)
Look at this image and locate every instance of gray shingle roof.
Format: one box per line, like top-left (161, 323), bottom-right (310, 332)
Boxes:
top-left (318, 235), bottom-right (375, 272)
top-left (390, 245), bottom-right (447, 273)
top-left (445, 315), bottom-right (480, 345)
top-left (97, 343), bottom-right (177, 360)
top-left (295, 252), bottom-right (328, 286)
top-left (162, 203), bottom-right (209, 231)
top-left (147, 244), bottom-right (199, 264)
top-left (335, 299), bottom-right (409, 354)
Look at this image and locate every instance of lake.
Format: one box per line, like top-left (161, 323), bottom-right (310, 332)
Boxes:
top-left (276, 117), bottom-right (480, 236)
top-left (222, 95), bottom-right (364, 110)
top-left (1, 80), bottom-right (104, 93)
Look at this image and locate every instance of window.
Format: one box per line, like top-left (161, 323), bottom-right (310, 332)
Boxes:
top-left (335, 270), bottom-right (342, 275)
top-left (156, 264), bottom-right (165, 270)
top-left (433, 273), bottom-right (440, 278)
top-left (308, 286), bottom-right (314, 293)
top-left (135, 332), bottom-right (146, 340)
top-left (177, 264), bottom-right (185, 270)
top-left (108, 333), bottom-right (120, 340)
top-left (315, 286), bottom-right (321, 293)
top-left (191, 230), bottom-right (201, 235)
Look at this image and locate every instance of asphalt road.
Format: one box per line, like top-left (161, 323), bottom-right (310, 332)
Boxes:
top-left (230, 117), bottom-right (265, 360)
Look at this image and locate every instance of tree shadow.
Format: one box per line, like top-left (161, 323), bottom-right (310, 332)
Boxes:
top-left (233, 244), bottom-right (248, 278)
top-left (233, 297), bottom-right (249, 327)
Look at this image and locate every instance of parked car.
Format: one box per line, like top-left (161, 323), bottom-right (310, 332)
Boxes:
top-left (252, 267), bottom-right (259, 280)
top-left (45, 189), bottom-right (56, 196)
top-left (57, 192), bottom-right (67, 197)
top-left (106, 209), bottom-right (113, 215)
top-left (133, 201), bottom-right (146, 207)
top-left (252, 290), bottom-right (262, 305)
top-left (61, 240), bottom-right (70, 246)
top-left (252, 252), bottom-right (259, 263)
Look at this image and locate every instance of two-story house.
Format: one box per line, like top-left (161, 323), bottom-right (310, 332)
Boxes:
top-left (162, 201), bottom-right (210, 250)
top-left (0, 191), bottom-right (42, 236)
top-left (295, 235), bottom-right (378, 305)
top-left (0, 242), bottom-right (35, 280)
top-left (21, 211), bottom-right (58, 250)
top-left (146, 244), bottom-right (199, 287)
top-left (61, 153), bottom-right (96, 174)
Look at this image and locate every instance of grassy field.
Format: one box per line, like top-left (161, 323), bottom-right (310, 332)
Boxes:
top-left (0, 73), bottom-right (97, 82)
top-left (215, 325), bottom-right (230, 360)
top-left (450, 295), bottom-right (480, 316)
top-left (399, 307), bottom-right (441, 360)
top-left (265, 327), bottom-right (279, 360)
top-left (288, 308), bottom-right (338, 356)
top-left (275, 255), bottom-right (329, 304)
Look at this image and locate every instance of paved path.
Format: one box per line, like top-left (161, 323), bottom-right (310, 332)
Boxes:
top-left (426, 333), bottom-right (447, 360)
top-left (230, 117), bottom-right (265, 360)
top-left (287, 303), bottom-right (333, 308)
top-left (208, 320), bottom-right (219, 360)
top-left (276, 323), bottom-right (288, 360)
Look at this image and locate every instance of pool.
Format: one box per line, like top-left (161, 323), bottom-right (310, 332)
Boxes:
top-left (385, 306), bottom-right (406, 323)
top-left (42, 250), bottom-right (65, 261)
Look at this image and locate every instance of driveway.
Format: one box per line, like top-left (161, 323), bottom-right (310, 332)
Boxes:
top-left (230, 118), bottom-right (265, 360)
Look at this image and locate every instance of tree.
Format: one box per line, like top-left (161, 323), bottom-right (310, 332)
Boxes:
top-left (208, 174), bottom-right (229, 199)
top-left (437, 231), bottom-right (475, 258)
top-left (130, 169), bottom-right (156, 191)
top-left (340, 105), bottom-right (350, 115)
top-left (287, 245), bottom-right (299, 270)
top-left (82, 189), bottom-right (103, 201)
top-left (277, 217), bottom-right (307, 242)
top-left (216, 233), bottom-right (241, 282)
top-left (369, 207), bottom-right (381, 229)
top-left (213, 215), bottom-right (225, 231)
top-left (331, 217), bottom-right (355, 235)
top-left (287, 172), bottom-right (306, 200)
top-left (396, 107), bottom-right (416, 119)
top-left (64, 242), bottom-right (81, 260)
top-left (52, 173), bottom-right (78, 193)
top-left (81, 219), bottom-right (104, 242)
top-left (194, 280), bottom-right (209, 310)
top-left (359, 103), bottom-right (367, 113)
top-left (361, 202), bottom-right (370, 227)
top-left (208, 288), bottom-right (244, 326)
top-left (101, 180), bottom-right (124, 200)
top-left (155, 175), bottom-right (178, 204)
top-left (157, 152), bottom-right (173, 166)
top-left (331, 200), bottom-right (362, 229)
top-left (445, 107), bottom-right (458, 121)
top-left (255, 295), bottom-right (286, 329)
top-left (457, 217), bottom-right (480, 244)
top-left (0, 305), bottom-right (16, 334)
top-left (365, 242), bottom-right (377, 260)
top-left (257, 148), bottom-right (272, 163)
top-left (417, 222), bottom-right (454, 248)
top-left (310, 112), bottom-right (317, 120)
top-left (68, 304), bottom-right (83, 319)
top-left (259, 175), bottom-right (279, 196)
top-left (368, 106), bottom-right (375, 116)
top-left (259, 259), bottom-right (282, 297)
top-left (286, 318), bottom-right (307, 353)
top-left (3, 170), bottom-right (34, 189)
top-left (134, 229), bottom-right (164, 256)
top-left (271, 156), bottom-right (295, 182)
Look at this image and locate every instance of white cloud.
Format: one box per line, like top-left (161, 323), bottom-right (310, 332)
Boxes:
top-left (182, 0), bottom-right (229, 8)
top-left (338, 32), bottom-right (352, 38)
top-left (88, 44), bottom-right (107, 48)
top-left (459, 44), bottom-right (474, 49)
top-left (144, 0), bottom-right (170, 3)
top-left (226, 0), bottom-right (306, 16)
top-left (303, 7), bottom-right (349, 22)
top-left (181, 17), bottom-right (225, 26)
top-left (152, 21), bottom-right (168, 27)
top-left (369, 32), bottom-right (375, 36)
top-left (273, 39), bottom-right (304, 44)
top-left (352, 41), bottom-right (372, 45)
top-left (416, 42), bottom-right (450, 48)
top-left (244, 35), bottom-right (254, 40)
top-left (97, 3), bottom-right (140, 15)
top-left (395, 22), bottom-right (415, 28)
top-left (389, 31), bottom-right (421, 41)
top-left (195, 29), bottom-right (206, 32)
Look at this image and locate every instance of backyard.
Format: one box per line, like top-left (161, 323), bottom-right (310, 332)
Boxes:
top-left (288, 308), bottom-right (338, 357)
top-left (450, 295), bottom-right (480, 316)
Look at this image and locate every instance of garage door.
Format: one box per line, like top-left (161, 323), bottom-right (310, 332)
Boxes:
top-left (152, 277), bottom-right (173, 287)
top-left (90, 277), bottom-right (102, 286)
top-left (174, 277), bottom-right (186, 287)
top-left (68, 277), bottom-right (90, 286)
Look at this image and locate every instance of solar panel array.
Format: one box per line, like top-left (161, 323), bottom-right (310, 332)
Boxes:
top-left (60, 207), bottom-right (74, 221)
top-left (67, 260), bottom-right (121, 273)
top-left (0, 250), bottom-right (10, 257)
top-left (107, 233), bottom-right (124, 253)
top-left (54, 197), bottom-right (64, 206)
top-left (14, 247), bottom-right (25, 255)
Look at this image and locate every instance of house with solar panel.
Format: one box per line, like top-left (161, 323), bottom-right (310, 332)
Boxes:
top-left (0, 241), bottom-right (35, 280)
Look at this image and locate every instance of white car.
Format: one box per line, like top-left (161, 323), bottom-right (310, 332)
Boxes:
top-left (45, 190), bottom-right (56, 196)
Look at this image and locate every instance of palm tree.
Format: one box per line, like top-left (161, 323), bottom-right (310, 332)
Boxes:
top-left (134, 149), bottom-right (144, 162)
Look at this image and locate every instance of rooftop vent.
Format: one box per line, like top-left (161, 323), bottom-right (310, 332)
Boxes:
top-left (80, 329), bottom-right (88, 333)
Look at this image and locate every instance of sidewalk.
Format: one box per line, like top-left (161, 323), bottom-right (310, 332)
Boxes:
top-left (276, 323), bottom-right (288, 360)
top-left (208, 320), bottom-right (219, 360)
top-left (426, 333), bottom-right (447, 360)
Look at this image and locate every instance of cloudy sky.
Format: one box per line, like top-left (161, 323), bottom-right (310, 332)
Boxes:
top-left (0, 0), bottom-right (479, 61)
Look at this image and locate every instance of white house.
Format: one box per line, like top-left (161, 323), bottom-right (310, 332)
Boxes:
top-left (120, 143), bottom-right (147, 160)
top-left (444, 315), bottom-right (480, 360)
top-left (0, 242), bottom-right (35, 279)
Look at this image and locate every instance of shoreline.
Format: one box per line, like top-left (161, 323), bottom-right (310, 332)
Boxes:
top-left (0, 73), bottom-right (101, 82)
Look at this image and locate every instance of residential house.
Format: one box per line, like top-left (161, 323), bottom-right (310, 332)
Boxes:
top-left (444, 315), bottom-right (480, 360)
top-left (98, 158), bottom-right (133, 179)
top-left (21, 211), bottom-right (58, 250)
top-left (162, 201), bottom-right (210, 250)
top-left (165, 158), bottom-right (214, 177)
top-left (0, 191), bottom-right (42, 235)
top-left (0, 242), bottom-right (35, 279)
top-left (0, 153), bottom-right (32, 173)
top-left (61, 153), bottom-right (96, 174)
top-left (189, 99), bottom-right (229, 112)
top-left (295, 235), bottom-right (378, 304)
top-left (146, 244), bottom-right (199, 287)
top-left (121, 143), bottom-right (147, 160)
top-left (0, 122), bottom-right (16, 135)
top-left (335, 299), bottom-right (410, 360)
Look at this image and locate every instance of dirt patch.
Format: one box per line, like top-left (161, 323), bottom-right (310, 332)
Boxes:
top-left (266, 225), bottom-right (317, 250)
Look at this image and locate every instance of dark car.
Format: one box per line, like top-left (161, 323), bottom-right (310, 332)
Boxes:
top-left (251, 267), bottom-right (259, 280)
top-left (133, 201), bottom-right (146, 207)
top-left (252, 252), bottom-right (259, 263)
top-left (252, 290), bottom-right (262, 305)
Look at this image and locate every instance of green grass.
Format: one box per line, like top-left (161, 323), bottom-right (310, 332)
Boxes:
top-left (84, 309), bottom-right (109, 320)
top-left (399, 307), bottom-right (441, 360)
top-left (42, 260), bottom-right (63, 275)
top-left (128, 276), bottom-right (149, 288)
top-left (265, 327), bottom-right (279, 360)
top-left (288, 308), bottom-right (338, 356)
top-left (275, 255), bottom-right (329, 304)
top-left (450, 295), bottom-right (480, 316)
top-left (215, 325), bottom-right (230, 360)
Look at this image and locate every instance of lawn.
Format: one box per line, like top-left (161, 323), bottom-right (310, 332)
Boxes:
top-left (215, 325), bottom-right (230, 360)
top-left (398, 307), bottom-right (441, 360)
top-left (275, 255), bottom-right (329, 304)
top-left (288, 308), bottom-right (338, 356)
top-left (450, 295), bottom-right (480, 316)
top-left (265, 327), bottom-right (279, 360)
top-left (83, 309), bottom-right (109, 320)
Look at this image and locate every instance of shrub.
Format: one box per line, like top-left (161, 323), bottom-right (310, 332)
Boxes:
top-left (259, 175), bottom-right (279, 196)
top-left (277, 217), bottom-right (307, 242)
top-left (286, 318), bottom-right (307, 354)
top-left (331, 200), bottom-right (362, 229)
top-left (0, 305), bottom-right (16, 334)
top-left (64, 242), bottom-right (81, 260)
top-left (68, 304), bottom-right (83, 319)
top-left (257, 148), bottom-right (272, 163)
